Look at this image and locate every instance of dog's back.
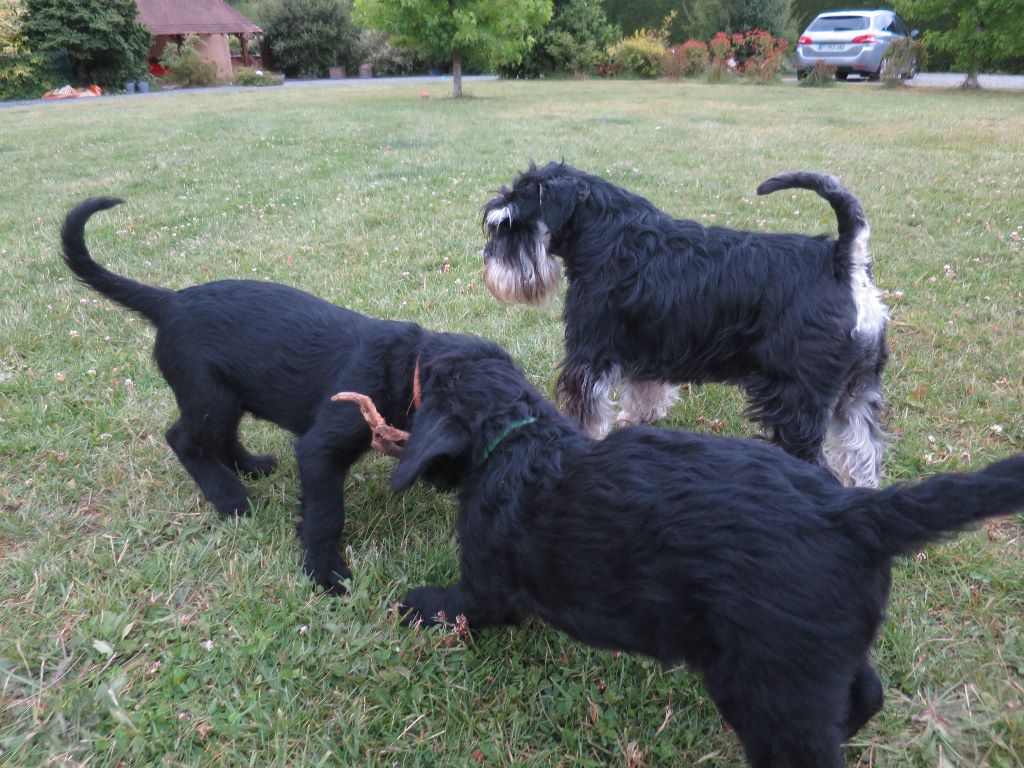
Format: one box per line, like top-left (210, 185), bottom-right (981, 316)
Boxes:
top-left (157, 278), bottom-right (416, 433)
top-left (61, 198), bottom-right (420, 433)
top-left (521, 427), bottom-right (877, 660)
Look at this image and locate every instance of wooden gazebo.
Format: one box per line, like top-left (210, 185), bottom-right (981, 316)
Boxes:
top-left (136, 0), bottom-right (263, 81)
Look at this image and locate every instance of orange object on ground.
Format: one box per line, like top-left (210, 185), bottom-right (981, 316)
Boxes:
top-left (42, 84), bottom-right (103, 99)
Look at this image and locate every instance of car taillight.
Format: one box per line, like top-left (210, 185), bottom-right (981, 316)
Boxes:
top-left (798, 35), bottom-right (812, 44)
top-left (851, 34), bottom-right (878, 44)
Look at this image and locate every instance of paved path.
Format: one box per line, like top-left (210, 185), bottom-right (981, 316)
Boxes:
top-left (3, 71), bottom-right (1022, 109)
top-left (907, 72), bottom-right (1024, 90)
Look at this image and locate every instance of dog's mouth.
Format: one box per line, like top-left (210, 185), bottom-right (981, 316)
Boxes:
top-left (482, 222), bottom-right (560, 306)
top-left (483, 250), bottom-right (560, 306)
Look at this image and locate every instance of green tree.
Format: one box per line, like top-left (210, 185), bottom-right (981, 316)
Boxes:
top-left (354, 0), bottom-right (552, 96)
top-left (688, 0), bottom-right (792, 40)
top-left (1, 0), bottom-right (28, 55)
top-left (22, 0), bottom-right (150, 88)
top-left (506, 0), bottom-right (619, 77)
top-left (263, 0), bottom-right (355, 77)
top-left (226, 1), bottom-right (270, 26)
top-left (894, 0), bottom-right (1024, 86)
top-left (789, 0), bottom-right (855, 37)
top-left (603, 0), bottom-right (689, 41)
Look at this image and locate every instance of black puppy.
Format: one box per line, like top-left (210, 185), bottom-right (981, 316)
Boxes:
top-left (390, 344), bottom-right (1024, 768)
top-left (61, 197), bottom-right (492, 592)
top-left (482, 163), bottom-right (888, 487)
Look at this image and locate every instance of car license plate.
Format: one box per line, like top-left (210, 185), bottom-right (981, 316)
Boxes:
top-left (821, 43), bottom-right (844, 50)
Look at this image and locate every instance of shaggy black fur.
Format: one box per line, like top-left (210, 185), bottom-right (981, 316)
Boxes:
top-left (482, 162), bottom-right (889, 487)
top-left (391, 344), bottom-right (1024, 768)
top-left (61, 197), bottom-right (493, 592)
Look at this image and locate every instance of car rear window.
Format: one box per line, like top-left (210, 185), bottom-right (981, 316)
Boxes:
top-left (807, 15), bottom-right (870, 32)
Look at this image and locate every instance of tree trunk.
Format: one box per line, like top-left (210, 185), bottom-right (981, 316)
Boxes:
top-left (452, 52), bottom-right (462, 98)
top-left (963, 22), bottom-right (982, 89)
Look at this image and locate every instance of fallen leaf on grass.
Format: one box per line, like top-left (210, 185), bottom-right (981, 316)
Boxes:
top-left (906, 386), bottom-right (929, 408)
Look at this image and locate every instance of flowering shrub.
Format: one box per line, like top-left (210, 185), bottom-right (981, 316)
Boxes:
top-left (611, 28), bottom-right (666, 78)
top-left (706, 31), bottom-right (735, 82)
top-left (738, 29), bottom-right (788, 84)
top-left (704, 29), bottom-right (787, 84)
top-left (662, 40), bottom-right (708, 78)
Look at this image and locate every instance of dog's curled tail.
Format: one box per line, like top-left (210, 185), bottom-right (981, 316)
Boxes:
top-left (756, 172), bottom-right (867, 268)
top-left (61, 197), bottom-right (173, 324)
top-left (844, 454), bottom-right (1024, 559)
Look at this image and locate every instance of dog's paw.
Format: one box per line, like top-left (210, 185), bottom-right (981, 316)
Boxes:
top-left (399, 586), bottom-right (448, 627)
top-left (236, 454), bottom-right (278, 478)
top-left (322, 568), bottom-right (352, 597)
top-left (213, 493), bottom-right (252, 517)
top-left (304, 555), bottom-right (352, 597)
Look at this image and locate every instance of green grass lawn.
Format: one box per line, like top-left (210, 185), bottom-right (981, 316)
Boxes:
top-left (1, 79), bottom-right (1022, 766)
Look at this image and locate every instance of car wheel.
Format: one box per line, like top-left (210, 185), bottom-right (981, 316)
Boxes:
top-left (797, 68), bottom-right (807, 81)
top-left (835, 72), bottom-right (849, 81)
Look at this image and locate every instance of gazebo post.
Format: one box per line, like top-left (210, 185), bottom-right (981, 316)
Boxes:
top-left (240, 33), bottom-right (250, 67)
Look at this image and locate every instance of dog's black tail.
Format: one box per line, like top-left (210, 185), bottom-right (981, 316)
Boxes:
top-left (61, 197), bottom-right (174, 325)
top-left (756, 172), bottom-right (867, 273)
top-left (842, 454), bottom-right (1024, 559)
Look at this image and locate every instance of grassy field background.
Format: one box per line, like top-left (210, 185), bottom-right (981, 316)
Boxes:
top-left (1, 79), bottom-right (1022, 766)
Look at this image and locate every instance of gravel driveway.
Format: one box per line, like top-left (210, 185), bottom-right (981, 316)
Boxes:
top-left (907, 72), bottom-right (1024, 89)
top-left (2, 72), bottom-right (1022, 109)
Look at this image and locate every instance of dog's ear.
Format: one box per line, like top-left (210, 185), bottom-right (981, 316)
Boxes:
top-left (390, 414), bottom-right (469, 492)
top-left (539, 176), bottom-right (589, 231)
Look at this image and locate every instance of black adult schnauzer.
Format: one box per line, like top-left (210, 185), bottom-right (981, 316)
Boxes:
top-left (62, 197), bottom-right (475, 592)
top-left (390, 345), bottom-right (1024, 768)
top-left (482, 162), bottom-right (889, 487)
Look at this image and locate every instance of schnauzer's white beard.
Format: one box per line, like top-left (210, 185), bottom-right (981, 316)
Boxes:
top-left (483, 224), bottom-right (561, 305)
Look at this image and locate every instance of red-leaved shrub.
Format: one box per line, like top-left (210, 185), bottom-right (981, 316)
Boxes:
top-left (662, 40), bottom-right (708, 78)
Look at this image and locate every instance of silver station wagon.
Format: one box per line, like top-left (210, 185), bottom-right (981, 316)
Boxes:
top-left (796, 9), bottom-right (919, 81)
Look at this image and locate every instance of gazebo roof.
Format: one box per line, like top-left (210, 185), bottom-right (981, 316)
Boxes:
top-left (136, 0), bottom-right (262, 36)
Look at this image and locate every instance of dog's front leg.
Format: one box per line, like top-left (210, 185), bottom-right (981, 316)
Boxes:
top-left (295, 413), bottom-right (370, 594)
top-left (400, 582), bottom-right (518, 630)
top-left (401, 536), bottom-right (522, 629)
top-left (556, 359), bottom-right (618, 439)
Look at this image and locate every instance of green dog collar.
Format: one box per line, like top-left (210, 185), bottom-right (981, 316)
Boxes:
top-left (475, 416), bottom-right (538, 467)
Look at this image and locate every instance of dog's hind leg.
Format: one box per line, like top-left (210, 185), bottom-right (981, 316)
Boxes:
top-left (710, 687), bottom-right (847, 768)
top-left (750, 735), bottom-right (845, 768)
top-left (746, 377), bottom-right (831, 472)
top-left (824, 372), bottom-right (886, 488)
top-left (295, 408), bottom-right (371, 593)
top-left (166, 416), bottom-right (251, 516)
top-left (616, 379), bottom-right (679, 427)
top-left (842, 658), bottom-right (883, 739)
top-left (223, 436), bottom-right (278, 478)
